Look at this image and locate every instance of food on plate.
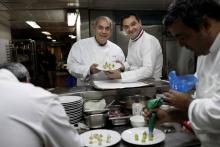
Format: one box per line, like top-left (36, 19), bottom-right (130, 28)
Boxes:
top-left (141, 131), bottom-right (147, 143)
top-left (103, 62), bottom-right (115, 70)
top-left (121, 128), bottom-right (165, 145)
top-left (134, 133), bottom-right (139, 141)
top-left (89, 133), bottom-right (112, 145)
top-left (134, 130), bottom-right (154, 142)
top-left (106, 134), bottom-right (111, 143)
top-left (149, 133), bottom-right (154, 141)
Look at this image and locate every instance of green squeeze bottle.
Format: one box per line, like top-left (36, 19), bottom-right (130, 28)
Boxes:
top-left (146, 98), bottom-right (163, 141)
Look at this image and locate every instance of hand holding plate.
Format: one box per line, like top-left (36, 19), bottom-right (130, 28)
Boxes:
top-left (90, 63), bottom-right (100, 74)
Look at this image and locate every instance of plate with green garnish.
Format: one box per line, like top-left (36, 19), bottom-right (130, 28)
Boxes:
top-left (96, 62), bottom-right (121, 71)
top-left (121, 127), bottom-right (165, 145)
top-left (80, 129), bottom-right (121, 147)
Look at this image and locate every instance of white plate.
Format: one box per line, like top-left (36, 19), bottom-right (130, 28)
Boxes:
top-left (121, 127), bottom-right (165, 145)
top-left (59, 96), bottom-right (82, 103)
top-left (96, 62), bottom-right (121, 71)
top-left (80, 129), bottom-right (121, 147)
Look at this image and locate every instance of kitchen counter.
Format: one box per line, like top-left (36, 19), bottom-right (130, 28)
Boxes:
top-left (50, 79), bottom-right (169, 97)
top-left (51, 82), bottom-right (200, 147)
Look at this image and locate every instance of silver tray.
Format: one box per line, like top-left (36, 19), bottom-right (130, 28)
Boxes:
top-left (109, 116), bottom-right (131, 126)
top-left (84, 109), bottom-right (109, 115)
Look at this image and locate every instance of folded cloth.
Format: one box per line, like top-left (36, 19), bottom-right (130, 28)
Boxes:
top-left (84, 99), bottom-right (106, 111)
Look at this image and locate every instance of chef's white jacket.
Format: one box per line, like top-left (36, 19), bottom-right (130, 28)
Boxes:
top-left (121, 31), bottom-right (163, 82)
top-left (67, 37), bottom-right (125, 85)
top-left (0, 69), bottom-right (83, 147)
top-left (189, 33), bottom-right (220, 147)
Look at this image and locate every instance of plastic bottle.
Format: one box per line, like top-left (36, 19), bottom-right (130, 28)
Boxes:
top-left (132, 97), bottom-right (143, 116)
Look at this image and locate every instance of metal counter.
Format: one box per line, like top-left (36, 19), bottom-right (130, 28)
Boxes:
top-left (50, 79), bottom-right (170, 99)
top-left (51, 83), bottom-right (200, 147)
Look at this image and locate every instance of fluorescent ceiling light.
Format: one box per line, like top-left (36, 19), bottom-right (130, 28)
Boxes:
top-left (47, 36), bottom-right (52, 39)
top-left (42, 31), bottom-right (51, 36)
top-left (67, 12), bottom-right (77, 26)
top-left (52, 39), bottom-right (56, 42)
top-left (26, 21), bottom-right (41, 29)
top-left (68, 35), bottom-right (76, 39)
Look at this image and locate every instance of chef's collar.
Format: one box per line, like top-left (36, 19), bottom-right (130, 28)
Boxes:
top-left (94, 36), bottom-right (107, 46)
top-left (209, 32), bottom-right (220, 54)
top-left (131, 29), bottom-right (144, 42)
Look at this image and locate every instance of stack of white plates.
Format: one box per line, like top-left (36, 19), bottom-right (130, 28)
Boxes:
top-left (59, 96), bottom-right (83, 124)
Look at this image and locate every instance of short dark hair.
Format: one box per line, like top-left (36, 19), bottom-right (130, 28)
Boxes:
top-left (163, 0), bottom-right (220, 31)
top-left (121, 13), bottom-right (141, 27)
top-left (0, 62), bottom-right (30, 82)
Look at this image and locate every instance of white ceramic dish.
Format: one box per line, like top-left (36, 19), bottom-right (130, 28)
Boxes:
top-left (80, 129), bottom-right (121, 147)
top-left (130, 115), bottom-right (146, 127)
top-left (121, 127), bottom-right (165, 145)
top-left (96, 62), bottom-right (121, 71)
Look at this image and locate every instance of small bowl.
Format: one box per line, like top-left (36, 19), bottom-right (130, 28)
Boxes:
top-left (130, 115), bottom-right (146, 127)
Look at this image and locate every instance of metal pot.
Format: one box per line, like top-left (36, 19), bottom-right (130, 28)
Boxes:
top-left (84, 113), bottom-right (107, 128)
top-left (118, 95), bottom-right (151, 109)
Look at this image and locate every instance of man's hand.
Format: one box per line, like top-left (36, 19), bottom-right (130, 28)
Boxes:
top-left (143, 108), bottom-right (171, 124)
top-left (90, 64), bottom-right (100, 74)
top-left (105, 70), bottom-right (121, 79)
top-left (116, 60), bottom-right (125, 72)
top-left (163, 90), bottom-right (193, 111)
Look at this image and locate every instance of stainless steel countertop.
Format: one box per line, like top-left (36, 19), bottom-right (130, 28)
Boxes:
top-left (51, 84), bottom-right (200, 147)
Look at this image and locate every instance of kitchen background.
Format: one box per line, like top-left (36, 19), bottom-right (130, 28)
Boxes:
top-left (0, 0), bottom-right (195, 88)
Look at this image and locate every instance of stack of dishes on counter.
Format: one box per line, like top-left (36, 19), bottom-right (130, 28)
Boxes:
top-left (59, 95), bottom-right (83, 124)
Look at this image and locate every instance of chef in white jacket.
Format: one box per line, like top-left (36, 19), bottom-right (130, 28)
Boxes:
top-left (144, 0), bottom-right (220, 147)
top-left (0, 63), bottom-right (83, 147)
top-left (105, 14), bottom-right (163, 82)
top-left (67, 16), bottom-right (125, 86)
